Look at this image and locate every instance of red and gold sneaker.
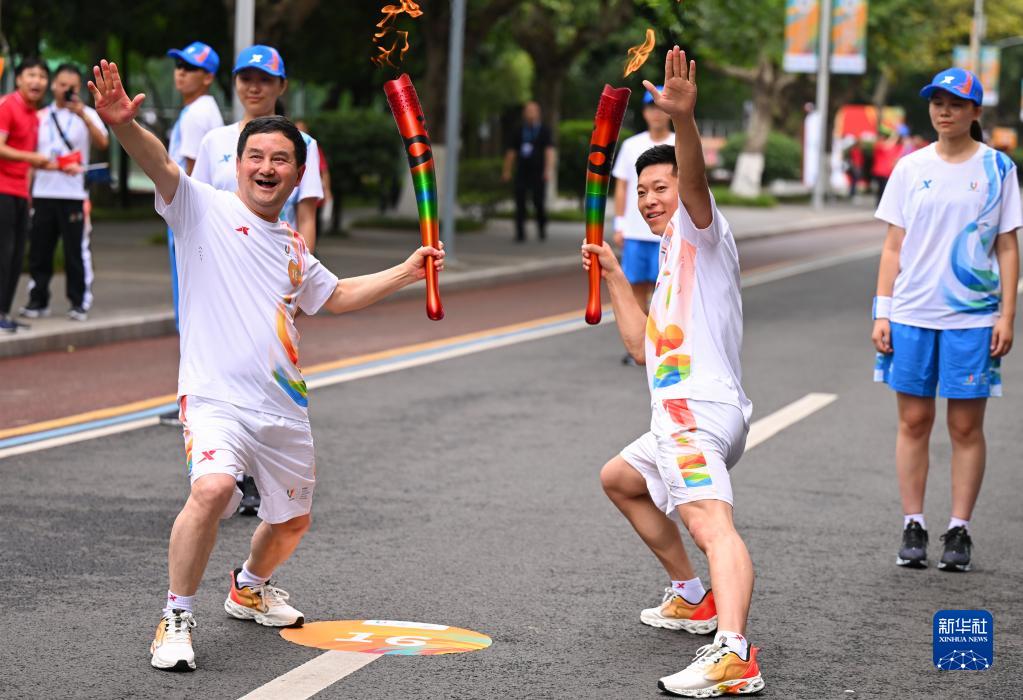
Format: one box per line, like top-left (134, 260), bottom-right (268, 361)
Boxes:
top-left (658, 642), bottom-right (764, 697)
top-left (224, 568), bottom-right (304, 628)
top-left (641, 588), bottom-right (718, 634)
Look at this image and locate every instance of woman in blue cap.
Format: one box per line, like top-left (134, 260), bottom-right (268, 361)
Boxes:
top-left (871, 67), bottom-right (1021, 572)
top-left (191, 45), bottom-right (324, 515)
top-left (192, 45), bottom-right (322, 253)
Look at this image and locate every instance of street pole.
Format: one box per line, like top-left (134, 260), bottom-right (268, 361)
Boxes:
top-left (233, 0), bottom-right (255, 122)
top-left (811, 0), bottom-right (832, 211)
top-left (441, 0), bottom-right (467, 260)
top-left (970, 0), bottom-right (985, 74)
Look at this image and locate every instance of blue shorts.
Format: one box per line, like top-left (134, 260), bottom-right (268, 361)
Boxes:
top-left (874, 321), bottom-right (1001, 398)
top-left (621, 239), bottom-right (660, 284)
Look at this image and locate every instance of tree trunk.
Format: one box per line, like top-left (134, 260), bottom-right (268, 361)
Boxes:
top-left (731, 56), bottom-right (788, 198)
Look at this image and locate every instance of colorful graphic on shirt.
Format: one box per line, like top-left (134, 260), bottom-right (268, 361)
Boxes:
top-left (654, 354), bottom-right (692, 388)
top-left (944, 150), bottom-right (1012, 314)
top-left (647, 316), bottom-right (684, 356)
top-left (272, 301), bottom-right (307, 408)
top-left (647, 220), bottom-right (697, 392)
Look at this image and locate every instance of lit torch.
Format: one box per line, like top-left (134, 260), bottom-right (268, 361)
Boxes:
top-left (384, 73), bottom-right (443, 321)
top-left (584, 85), bottom-right (631, 325)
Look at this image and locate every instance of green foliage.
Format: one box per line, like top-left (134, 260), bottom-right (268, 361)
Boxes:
top-left (458, 158), bottom-right (506, 218)
top-left (710, 186), bottom-right (777, 208)
top-left (557, 120), bottom-right (634, 200)
top-left (719, 132), bottom-right (802, 184)
top-left (307, 109), bottom-right (400, 216)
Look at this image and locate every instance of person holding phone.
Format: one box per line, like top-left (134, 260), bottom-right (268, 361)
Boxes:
top-left (21, 64), bottom-right (109, 321)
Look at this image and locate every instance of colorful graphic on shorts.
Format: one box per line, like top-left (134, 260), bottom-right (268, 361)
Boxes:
top-left (180, 396), bottom-right (193, 476)
top-left (663, 398), bottom-right (697, 430)
top-left (653, 354), bottom-right (692, 388)
top-left (271, 301), bottom-right (308, 408)
top-left (670, 429), bottom-right (693, 447)
top-left (677, 454), bottom-right (712, 488)
top-left (281, 619), bottom-right (492, 655)
top-left (944, 150), bottom-right (1012, 315)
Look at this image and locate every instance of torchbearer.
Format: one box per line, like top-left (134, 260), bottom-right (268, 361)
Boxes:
top-left (582, 47), bottom-right (765, 697)
top-left (87, 58), bottom-right (443, 672)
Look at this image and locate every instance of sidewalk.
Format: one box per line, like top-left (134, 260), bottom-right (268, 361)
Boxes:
top-left (0, 200), bottom-right (875, 358)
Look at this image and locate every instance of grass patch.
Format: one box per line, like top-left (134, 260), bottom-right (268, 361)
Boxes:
top-left (710, 186), bottom-right (777, 207)
top-left (352, 215), bottom-right (486, 233)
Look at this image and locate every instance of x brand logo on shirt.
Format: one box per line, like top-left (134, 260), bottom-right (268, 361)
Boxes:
top-left (235, 226), bottom-right (249, 236)
top-left (196, 450), bottom-right (217, 463)
top-left (921, 180), bottom-right (933, 190)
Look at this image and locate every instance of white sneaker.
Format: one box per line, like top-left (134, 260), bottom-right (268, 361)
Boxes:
top-left (657, 642), bottom-right (764, 697)
top-left (641, 588), bottom-right (718, 634)
top-left (224, 568), bottom-right (305, 627)
top-left (150, 610), bottom-right (196, 671)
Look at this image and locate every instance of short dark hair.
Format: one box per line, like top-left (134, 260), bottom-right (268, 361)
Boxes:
top-left (635, 144), bottom-right (677, 177)
top-left (53, 63), bottom-right (82, 80)
top-left (15, 57), bottom-right (49, 78)
top-left (237, 116), bottom-right (307, 168)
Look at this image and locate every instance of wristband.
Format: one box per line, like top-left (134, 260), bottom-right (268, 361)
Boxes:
top-left (613, 216), bottom-right (625, 231)
top-left (873, 296), bottom-right (892, 320)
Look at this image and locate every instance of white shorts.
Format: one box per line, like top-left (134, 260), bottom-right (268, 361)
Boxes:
top-left (620, 398), bottom-right (747, 516)
top-left (179, 395), bottom-right (316, 524)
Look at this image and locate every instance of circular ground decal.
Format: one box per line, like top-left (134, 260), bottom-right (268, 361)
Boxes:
top-left (281, 619), bottom-right (492, 655)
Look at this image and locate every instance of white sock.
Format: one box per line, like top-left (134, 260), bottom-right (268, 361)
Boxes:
top-left (164, 590), bottom-right (194, 616)
top-left (236, 563), bottom-right (269, 589)
top-left (948, 517), bottom-right (970, 532)
top-left (715, 630), bottom-right (748, 658)
top-left (670, 577), bottom-right (707, 604)
top-left (904, 513), bottom-right (926, 530)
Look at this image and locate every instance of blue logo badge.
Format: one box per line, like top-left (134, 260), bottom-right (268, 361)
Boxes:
top-left (920, 179), bottom-right (933, 190)
top-left (933, 610), bottom-right (993, 670)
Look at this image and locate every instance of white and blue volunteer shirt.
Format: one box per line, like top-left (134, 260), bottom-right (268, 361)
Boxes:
top-left (168, 94), bottom-right (224, 170)
top-left (876, 143), bottom-right (1023, 329)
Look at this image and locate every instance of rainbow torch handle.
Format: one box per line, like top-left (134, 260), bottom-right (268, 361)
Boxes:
top-left (584, 85), bottom-right (631, 325)
top-left (383, 73), bottom-right (444, 321)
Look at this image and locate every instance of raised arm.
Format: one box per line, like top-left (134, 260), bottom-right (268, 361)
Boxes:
top-left (87, 60), bottom-right (179, 204)
top-left (643, 46), bottom-right (712, 230)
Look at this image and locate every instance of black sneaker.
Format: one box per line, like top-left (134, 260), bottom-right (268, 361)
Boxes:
top-left (67, 306), bottom-right (88, 321)
top-left (238, 476), bottom-right (260, 516)
top-left (19, 303), bottom-right (50, 319)
top-left (896, 521), bottom-right (928, 568)
top-left (938, 526), bottom-right (972, 572)
top-left (158, 410), bottom-right (182, 427)
top-left (621, 353), bottom-right (638, 366)
top-left (0, 316), bottom-right (16, 333)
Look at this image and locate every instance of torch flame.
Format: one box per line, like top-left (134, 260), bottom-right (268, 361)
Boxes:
top-left (623, 28), bottom-right (656, 78)
top-left (372, 1), bottom-right (422, 67)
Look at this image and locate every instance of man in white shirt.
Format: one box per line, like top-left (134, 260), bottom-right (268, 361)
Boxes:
top-left (21, 64), bottom-right (108, 321)
top-left (88, 59), bottom-right (443, 672)
top-left (165, 41), bottom-right (224, 330)
top-left (582, 48), bottom-right (764, 697)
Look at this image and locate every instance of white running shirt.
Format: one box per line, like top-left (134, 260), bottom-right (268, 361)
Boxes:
top-left (875, 143), bottom-right (1023, 329)
top-left (155, 175), bottom-right (339, 421)
top-left (33, 105), bottom-right (107, 200)
top-left (168, 94), bottom-right (224, 170)
top-left (612, 130), bottom-right (676, 242)
top-left (192, 122), bottom-right (323, 228)
top-left (645, 195), bottom-right (752, 424)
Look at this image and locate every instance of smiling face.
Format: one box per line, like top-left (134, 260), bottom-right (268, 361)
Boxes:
top-left (637, 163), bottom-right (679, 236)
top-left (928, 90), bottom-right (980, 140)
top-left (235, 69), bottom-right (287, 119)
top-left (235, 131), bottom-right (304, 220)
top-left (16, 66), bottom-right (49, 106)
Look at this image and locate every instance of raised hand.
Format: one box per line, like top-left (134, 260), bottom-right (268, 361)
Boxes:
top-left (642, 46), bottom-right (697, 119)
top-left (87, 60), bottom-right (146, 126)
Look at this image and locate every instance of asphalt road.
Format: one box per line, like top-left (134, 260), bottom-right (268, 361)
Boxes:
top-left (2, 230), bottom-right (1020, 699)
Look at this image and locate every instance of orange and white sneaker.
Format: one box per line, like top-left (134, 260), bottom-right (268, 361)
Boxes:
top-left (150, 609), bottom-right (196, 671)
top-left (224, 568), bottom-right (305, 628)
top-left (658, 642), bottom-right (764, 697)
top-left (641, 588), bottom-right (718, 634)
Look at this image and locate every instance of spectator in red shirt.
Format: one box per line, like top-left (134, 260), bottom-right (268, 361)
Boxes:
top-left (871, 125), bottom-right (909, 205)
top-left (0, 58), bottom-right (58, 332)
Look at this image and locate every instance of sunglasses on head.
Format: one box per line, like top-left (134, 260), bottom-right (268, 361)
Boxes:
top-left (175, 60), bottom-right (203, 72)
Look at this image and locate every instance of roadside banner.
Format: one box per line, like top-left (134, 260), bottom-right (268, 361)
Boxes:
top-left (785, 0), bottom-right (868, 74)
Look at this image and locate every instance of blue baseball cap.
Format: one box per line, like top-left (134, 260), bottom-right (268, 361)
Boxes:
top-left (233, 45), bottom-right (286, 79)
top-left (643, 85), bottom-right (664, 105)
top-left (920, 68), bottom-right (983, 105)
top-left (167, 42), bottom-right (219, 73)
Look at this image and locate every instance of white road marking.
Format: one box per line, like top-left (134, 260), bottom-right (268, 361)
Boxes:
top-left (746, 392), bottom-right (838, 450)
top-left (236, 391), bottom-right (838, 700)
top-left (236, 650), bottom-right (379, 700)
top-left (0, 417), bottom-right (160, 460)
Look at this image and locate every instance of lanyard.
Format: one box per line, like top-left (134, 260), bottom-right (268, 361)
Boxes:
top-left (49, 108), bottom-right (75, 151)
